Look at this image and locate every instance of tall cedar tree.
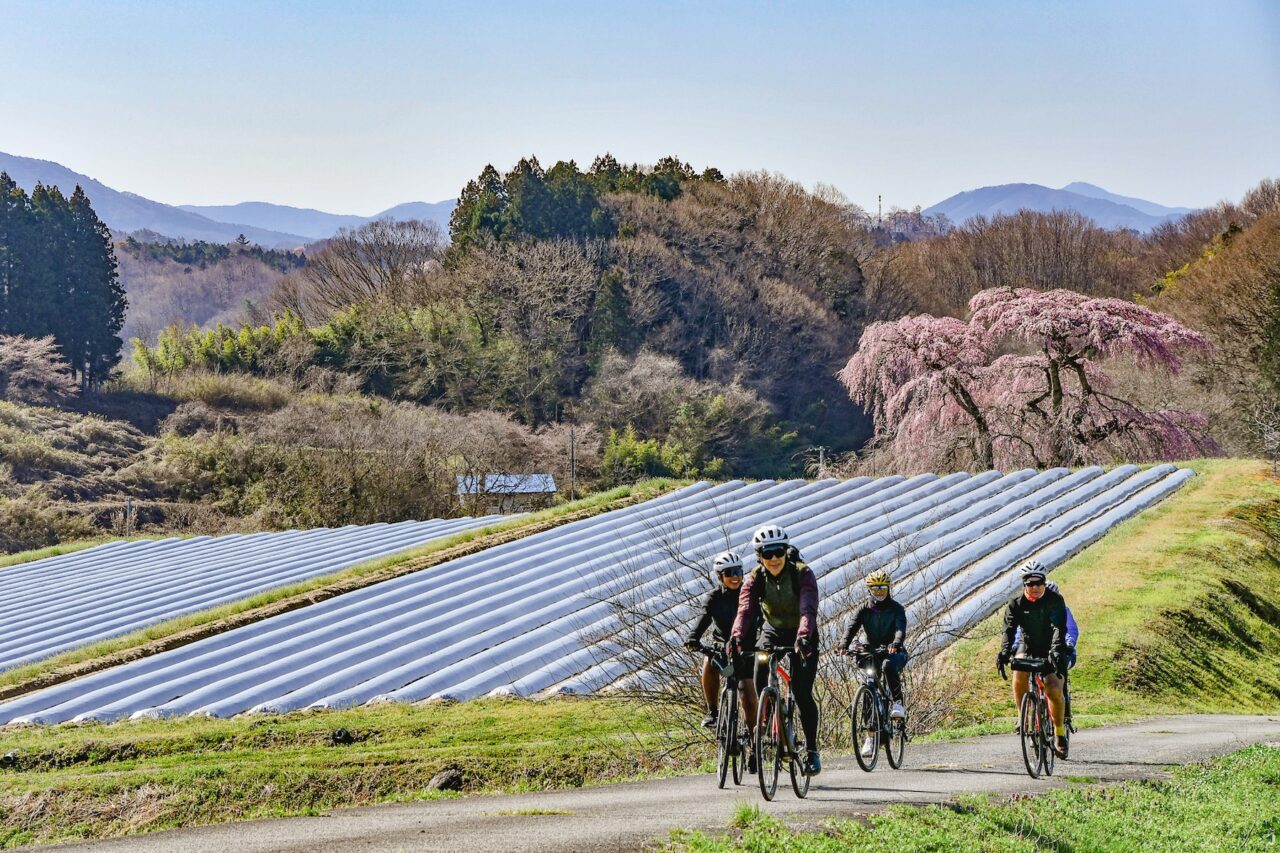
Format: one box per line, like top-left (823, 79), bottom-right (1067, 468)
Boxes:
top-left (0, 173), bottom-right (125, 390)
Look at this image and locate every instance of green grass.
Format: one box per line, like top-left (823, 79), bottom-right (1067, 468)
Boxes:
top-left (0, 478), bottom-right (687, 696)
top-left (0, 697), bottom-right (699, 848)
top-left (670, 743), bottom-right (1280, 852)
top-left (940, 458), bottom-right (1280, 732)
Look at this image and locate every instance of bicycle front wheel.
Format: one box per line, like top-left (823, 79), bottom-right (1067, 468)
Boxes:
top-left (851, 685), bottom-right (880, 772)
top-left (756, 687), bottom-right (781, 801)
top-left (1040, 696), bottom-right (1055, 777)
top-left (1019, 691), bottom-right (1041, 779)
top-left (884, 714), bottom-right (906, 769)
top-left (787, 698), bottom-right (811, 799)
top-left (716, 686), bottom-right (734, 789)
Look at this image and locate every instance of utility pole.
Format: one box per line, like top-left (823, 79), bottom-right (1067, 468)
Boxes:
top-left (569, 425), bottom-right (577, 501)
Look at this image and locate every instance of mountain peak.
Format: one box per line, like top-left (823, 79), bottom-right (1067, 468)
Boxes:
top-left (923, 181), bottom-right (1193, 232)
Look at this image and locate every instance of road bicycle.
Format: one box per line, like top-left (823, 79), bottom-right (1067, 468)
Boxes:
top-left (848, 644), bottom-right (907, 772)
top-left (698, 644), bottom-right (748, 788)
top-left (755, 647), bottom-right (813, 801)
top-left (999, 656), bottom-right (1062, 778)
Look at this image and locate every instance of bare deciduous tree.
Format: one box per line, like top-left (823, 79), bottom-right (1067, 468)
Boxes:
top-left (297, 219), bottom-right (446, 317)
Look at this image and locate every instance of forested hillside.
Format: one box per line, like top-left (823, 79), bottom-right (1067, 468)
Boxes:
top-left (1, 157), bottom-right (1278, 552)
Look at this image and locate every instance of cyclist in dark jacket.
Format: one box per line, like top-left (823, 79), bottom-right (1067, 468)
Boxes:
top-left (997, 560), bottom-right (1070, 757)
top-left (685, 551), bottom-right (757, 732)
top-left (730, 524), bottom-right (822, 775)
top-left (839, 567), bottom-right (908, 757)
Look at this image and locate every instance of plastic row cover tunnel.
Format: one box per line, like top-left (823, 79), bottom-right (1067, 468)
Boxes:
top-left (0, 466), bottom-right (1192, 724)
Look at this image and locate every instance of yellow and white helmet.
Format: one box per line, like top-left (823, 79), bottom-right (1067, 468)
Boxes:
top-left (865, 569), bottom-right (892, 588)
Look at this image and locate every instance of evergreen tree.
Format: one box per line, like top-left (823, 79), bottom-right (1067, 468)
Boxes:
top-left (0, 174), bottom-right (34, 335)
top-left (0, 177), bottom-right (125, 392)
top-left (68, 186), bottom-right (126, 387)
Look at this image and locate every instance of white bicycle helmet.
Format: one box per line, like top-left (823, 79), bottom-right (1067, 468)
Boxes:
top-left (710, 550), bottom-right (744, 583)
top-left (1020, 559), bottom-right (1047, 582)
top-left (751, 524), bottom-right (789, 551)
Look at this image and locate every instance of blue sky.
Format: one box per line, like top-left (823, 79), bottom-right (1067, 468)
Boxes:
top-left (2, 0), bottom-right (1276, 214)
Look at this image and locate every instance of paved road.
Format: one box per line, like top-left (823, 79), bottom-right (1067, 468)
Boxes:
top-left (42, 715), bottom-right (1280, 853)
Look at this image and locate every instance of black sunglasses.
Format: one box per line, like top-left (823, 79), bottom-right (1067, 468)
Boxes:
top-left (720, 568), bottom-right (744, 578)
top-left (1023, 579), bottom-right (1045, 588)
top-left (758, 547), bottom-right (787, 559)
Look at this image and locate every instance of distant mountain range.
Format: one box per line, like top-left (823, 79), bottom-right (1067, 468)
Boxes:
top-left (924, 182), bottom-right (1194, 232)
top-left (0, 151), bottom-right (456, 248)
top-left (177, 200), bottom-right (456, 241)
top-left (3, 151), bottom-right (1194, 244)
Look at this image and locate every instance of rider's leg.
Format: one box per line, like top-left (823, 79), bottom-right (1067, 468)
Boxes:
top-left (1043, 673), bottom-right (1067, 735)
top-left (791, 652), bottom-right (820, 749)
top-left (883, 651), bottom-right (907, 704)
top-left (738, 677), bottom-right (758, 733)
top-left (701, 657), bottom-right (720, 713)
top-left (1012, 668), bottom-right (1030, 713)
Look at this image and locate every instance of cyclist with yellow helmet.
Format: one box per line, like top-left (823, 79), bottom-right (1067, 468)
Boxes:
top-left (839, 568), bottom-right (908, 757)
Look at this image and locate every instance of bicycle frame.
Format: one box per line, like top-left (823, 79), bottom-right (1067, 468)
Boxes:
top-left (761, 649), bottom-right (796, 754)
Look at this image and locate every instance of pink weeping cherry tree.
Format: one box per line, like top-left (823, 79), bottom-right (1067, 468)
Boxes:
top-left (839, 287), bottom-right (1214, 472)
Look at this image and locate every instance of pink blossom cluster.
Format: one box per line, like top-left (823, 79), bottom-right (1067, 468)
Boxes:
top-left (839, 287), bottom-right (1216, 471)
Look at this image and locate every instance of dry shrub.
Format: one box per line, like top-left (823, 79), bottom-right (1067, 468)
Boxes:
top-left (0, 489), bottom-right (94, 553)
top-left (0, 335), bottom-right (77, 406)
top-left (168, 372), bottom-right (293, 412)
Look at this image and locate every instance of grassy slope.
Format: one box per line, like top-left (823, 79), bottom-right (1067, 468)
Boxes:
top-left (0, 478), bottom-right (687, 697)
top-left (0, 698), bottom-right (699, 849)
top-left (941, 458), bottom-right (1280, 735)
top-left (671, 743), bottom-right (1280, 852)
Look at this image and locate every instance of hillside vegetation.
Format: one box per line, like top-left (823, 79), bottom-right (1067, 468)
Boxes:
top-left (944, 458), bottom-right (1280, 728)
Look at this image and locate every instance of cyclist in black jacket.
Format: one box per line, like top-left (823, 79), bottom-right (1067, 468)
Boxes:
top-left (685, 551), bottom-right (757, 733)
top-left (997, 560), bottom-right (1070, 758)
top-left (839, 568), bottom-right (908, 757)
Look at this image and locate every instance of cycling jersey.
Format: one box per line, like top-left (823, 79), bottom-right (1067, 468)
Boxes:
top-left (731, 558), bottom-right (818, 642)
top-left (1016, 604), bottom-right (1078, 649)
top-left (841, 596), bottom-right (907, 649)
top-left (685, 586), bottom-right (741, 646)
top-left (1000, 587), bottom-right (1068, 661)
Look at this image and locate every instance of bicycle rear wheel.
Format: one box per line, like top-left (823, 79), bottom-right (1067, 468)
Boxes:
top-left (756, 687), bottom-right (781, 801)
top-left (716, 687), bottom-right (734, 789)
top-left (884, 715), bottom-right (906, 769)
top-left (1019, 692), bottom-right (1041, 779)
top-left (787, 698), bottom-right (811, 799)
top-left (851, 685), bottom-right (880, 772)
top-left (1040, 696), bottom-right (1055, 776)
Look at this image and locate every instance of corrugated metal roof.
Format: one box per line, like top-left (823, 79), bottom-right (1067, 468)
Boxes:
top-left (0, 515), bottom-right (508, 673)
top-left (0, 465), bottom-right (1192, 725)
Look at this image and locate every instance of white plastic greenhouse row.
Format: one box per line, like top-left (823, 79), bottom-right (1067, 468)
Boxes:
top-left (0, 515), bottom-right (508, 672)
top-left (564, 464), bottom-right (1193, 694)
top-left (0, 465), bottom-right (1192, 725)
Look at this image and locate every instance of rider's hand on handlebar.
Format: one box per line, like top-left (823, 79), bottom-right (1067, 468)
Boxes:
top-left (794, 636), bottom-right (812, 657)
top-left (996, 649), bottom-right (1012, 672)
top-left (726, 638), bottom-right (741, 658)
top-left (888, 643), bottom-right (902, 655)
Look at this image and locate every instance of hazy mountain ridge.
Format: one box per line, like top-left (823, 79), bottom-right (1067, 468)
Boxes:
top-left (924, 182), bottom-right (1194, 232)
top-left (0, 152), bottom-right (311, 248)
top-left (179, 199), bottom-right (457, 240)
